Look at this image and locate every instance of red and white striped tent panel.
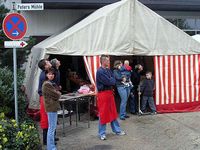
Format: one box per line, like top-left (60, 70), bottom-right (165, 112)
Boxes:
top-left (154, 55), bottom-right (200, 113)
top-left (83, 56), bottom-right (101, 88)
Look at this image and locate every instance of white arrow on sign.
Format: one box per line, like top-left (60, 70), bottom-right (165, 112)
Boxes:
top-left (12, 31), bottom-right (19, 36)
top-left (4, 41), bottom-right (28, 48)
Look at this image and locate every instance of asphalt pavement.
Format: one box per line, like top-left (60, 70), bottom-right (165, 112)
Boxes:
top-left (40, 112), bottom-right (200, 150)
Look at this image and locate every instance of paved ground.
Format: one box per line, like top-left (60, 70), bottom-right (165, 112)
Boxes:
top-left (40, 112), bottom-right (200, 150)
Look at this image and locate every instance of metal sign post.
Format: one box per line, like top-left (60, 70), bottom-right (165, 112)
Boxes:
top-left (2, 13), bottom-right (28, 125)
top-left (4, 40), bottom-right (28, 124)
top-left (13, 47), bottom-right (18, 124)
top-left (3, 40), bottom-right (28, 125)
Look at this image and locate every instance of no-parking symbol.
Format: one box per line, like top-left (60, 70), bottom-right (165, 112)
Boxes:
top-left (2, 13), bottom-right (27, 40)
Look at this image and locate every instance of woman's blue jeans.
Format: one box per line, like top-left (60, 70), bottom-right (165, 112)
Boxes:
top-left (117, 86), bottom-right (130, 119)
top-left (47, 112), bottom-right (58, 150)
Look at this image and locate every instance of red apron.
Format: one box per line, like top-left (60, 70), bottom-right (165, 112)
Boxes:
top-left (40, 96), bottom-right (48, 129)
top-left (97, 90), bottom-right (118, 124)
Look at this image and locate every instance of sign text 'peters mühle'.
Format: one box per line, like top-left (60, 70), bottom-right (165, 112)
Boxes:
top-left (16, 3), bottom-right (44, 11)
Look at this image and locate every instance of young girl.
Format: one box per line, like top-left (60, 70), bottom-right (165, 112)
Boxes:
top-left (42, 68), bottom-right (61, 150)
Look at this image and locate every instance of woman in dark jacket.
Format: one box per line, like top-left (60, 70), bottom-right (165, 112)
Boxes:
top-left (42, 68), bottom-right (61, 150)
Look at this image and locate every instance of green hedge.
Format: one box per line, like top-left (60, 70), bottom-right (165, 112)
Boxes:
top-left (0, 113), bottom-right (40, 150)
top-left (0, 67), bottom-right (27, 121)
top-left (0, 67), bottom-right (41, 149)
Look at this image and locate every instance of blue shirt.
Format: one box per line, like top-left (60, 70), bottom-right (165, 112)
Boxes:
top-left (113, 69), bottom-right (124, 87)
top-left (38, 71), bottom-right (46, 96)
top-left (120, 66), bottom-right (131, 80)
top-left (96, 67), bottom-right (116, 91)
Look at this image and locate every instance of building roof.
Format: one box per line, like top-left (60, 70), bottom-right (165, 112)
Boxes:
top-left (140, 0), bottom-right (200, 11)
top-left (22, 0), bottom-right (200, 10)
top-left (21, 0), bottom-right (120, 9)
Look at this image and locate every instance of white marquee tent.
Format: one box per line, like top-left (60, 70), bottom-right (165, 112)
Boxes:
top-left (24, 0), bottom-right (200, 109)
top-left (193, 34), bottom-right (200, 43)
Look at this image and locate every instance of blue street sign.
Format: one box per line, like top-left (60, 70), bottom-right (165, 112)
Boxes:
top-left (2, 13), bottom-right (27, 40)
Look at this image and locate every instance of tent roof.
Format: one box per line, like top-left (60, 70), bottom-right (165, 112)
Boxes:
top-left (192, 34), bottom-right (200, 43)
top-left (32, 0), bottom-right (200, 56)
top-left (26, 0), bottom-right (200, 109)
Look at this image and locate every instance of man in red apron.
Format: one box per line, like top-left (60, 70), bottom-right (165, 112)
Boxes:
top-left (96, 55), bottom-right (126, 140)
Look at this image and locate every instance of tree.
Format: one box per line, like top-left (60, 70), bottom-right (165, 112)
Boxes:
top-left (0, 3), bottom-right (9, 64)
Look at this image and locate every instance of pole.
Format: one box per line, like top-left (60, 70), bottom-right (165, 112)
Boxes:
top-left (138, 84), bottom-right (143, 115)
top-left (13, 47), bottom-right (18, 124)
top-left (12, 2), bottom-right (16, 13)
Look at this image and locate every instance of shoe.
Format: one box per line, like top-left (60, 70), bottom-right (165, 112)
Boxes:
top-left (120, 118), bottom-right (125, 120)
top-left (55, 137), bottom-right (59, 141)
top-left (151, 112), bottom-right (157, 115)
top-left (125, 115), bottom-right (130, 118)
top-left (100, 135), bottom-right (107, 140)
top-left (130, 112), bottom-right (137, 115)
top-left (116, 131), bottom-right (126, 136)
top-left (43, 128), bottom-right (48, 146)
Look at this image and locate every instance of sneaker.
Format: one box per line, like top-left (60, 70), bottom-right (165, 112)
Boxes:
top-left (130, 112), bottom-right (137, 115)
top-left (120, 118), bottom-right (125, 120)
top-left (151, 112), bottom-right (157, 115)
top-left (116, 131), bottom-right (126, 136)
top-left (100, 135), bottom-right (107, 140)
top-left (125, 115), bottom-right (130, 118)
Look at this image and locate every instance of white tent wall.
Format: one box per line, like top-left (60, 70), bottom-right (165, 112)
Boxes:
top-left (193, 34), bottom-right (200, 43)
top-left (25, 0), bottom-right (200, 109)
top-left (154, 54), bottom-right (200, 112)
top-left (24, 48), bottom-right (47, 109)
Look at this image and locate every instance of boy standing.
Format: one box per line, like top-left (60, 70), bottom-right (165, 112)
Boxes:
top-left (139, 71), bottom-right (157, 115)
